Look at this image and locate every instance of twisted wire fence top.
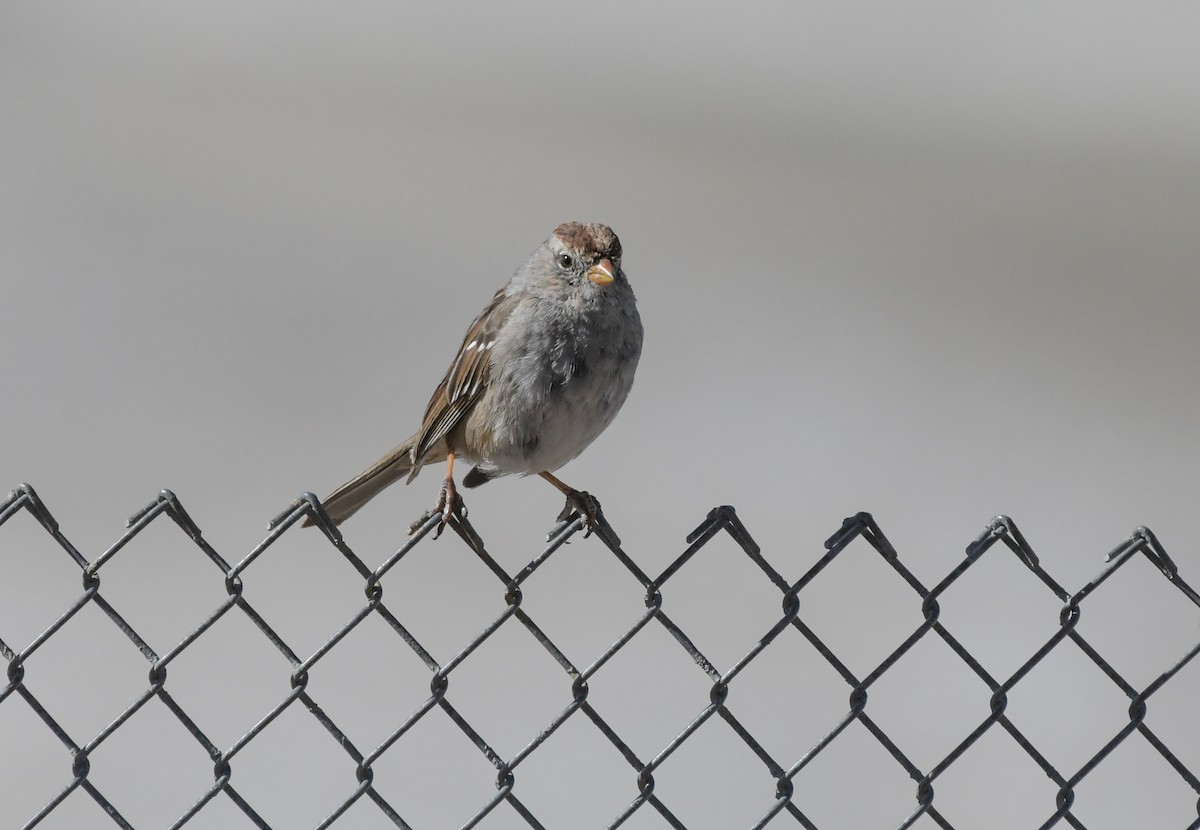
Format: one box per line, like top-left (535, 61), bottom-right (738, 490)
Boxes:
top-left (2, 483), bottom-right (1199, 830)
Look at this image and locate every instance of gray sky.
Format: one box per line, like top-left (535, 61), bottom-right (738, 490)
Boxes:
top-left (3, 4), bottom-right (1199, 828)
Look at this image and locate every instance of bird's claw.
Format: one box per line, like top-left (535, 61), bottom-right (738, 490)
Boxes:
top-left (434, 478), bottom-right (467, 539)
top-left (408, 478), bottom-right (466, 538)
top-left (554, 489), bottom-right (602, 539)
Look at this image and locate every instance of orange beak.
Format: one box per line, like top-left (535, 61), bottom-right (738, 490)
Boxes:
top-left (586, 258), bottom-right (615, 286)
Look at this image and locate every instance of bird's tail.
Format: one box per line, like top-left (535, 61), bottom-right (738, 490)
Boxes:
top-left (305, 438), bottom-right (421, 527)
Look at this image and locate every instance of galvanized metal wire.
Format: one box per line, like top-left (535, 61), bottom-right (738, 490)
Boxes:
top-left (2, 483), bottom-right (1199, 829)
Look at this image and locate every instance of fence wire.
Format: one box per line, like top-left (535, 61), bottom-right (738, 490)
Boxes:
top-left (2, 483), bottom-right (1199, 829)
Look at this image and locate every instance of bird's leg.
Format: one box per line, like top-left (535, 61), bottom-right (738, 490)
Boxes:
top-left (435, 450), bottom-right (467, 537)
top-left (409, 449), bottom-right (466, 538)
top-left (540, 471), bottom-right (602, 537)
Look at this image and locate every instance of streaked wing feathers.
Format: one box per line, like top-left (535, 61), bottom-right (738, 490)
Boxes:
top-left (408, 287), bottom-right (515, 474)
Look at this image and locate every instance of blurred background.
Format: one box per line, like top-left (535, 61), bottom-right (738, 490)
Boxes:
top-left (2, 3), bottom-right (1199, 828)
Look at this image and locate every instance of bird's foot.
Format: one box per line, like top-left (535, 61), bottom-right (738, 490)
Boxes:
top-left (555, 489), bottom-right (602, 539)
top-left (408, 476), bottom-right (466, 538)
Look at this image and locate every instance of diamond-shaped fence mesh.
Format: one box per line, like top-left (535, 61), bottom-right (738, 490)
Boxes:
top-left (2, 482), bottom-right (1199, 829)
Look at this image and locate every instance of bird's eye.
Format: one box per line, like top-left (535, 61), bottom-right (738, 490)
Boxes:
top-left (556, 253), bottom-right (574, 270)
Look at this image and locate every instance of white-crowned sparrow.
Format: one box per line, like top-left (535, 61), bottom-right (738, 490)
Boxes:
top-left (307, 222), bottom-right (642, 536)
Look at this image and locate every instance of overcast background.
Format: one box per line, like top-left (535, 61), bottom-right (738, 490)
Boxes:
top-left (2, 3), bottom-right (1199, 829)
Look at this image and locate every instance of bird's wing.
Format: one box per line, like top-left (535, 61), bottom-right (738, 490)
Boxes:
top-left (408, 287), bottom-right (517, 476)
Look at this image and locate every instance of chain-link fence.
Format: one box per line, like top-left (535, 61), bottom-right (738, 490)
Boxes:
top-left (2, 483), bottom-right (1199, 829)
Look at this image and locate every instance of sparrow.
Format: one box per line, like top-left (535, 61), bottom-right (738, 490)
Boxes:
top-left (307, 222), bottom-right (642, 537)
